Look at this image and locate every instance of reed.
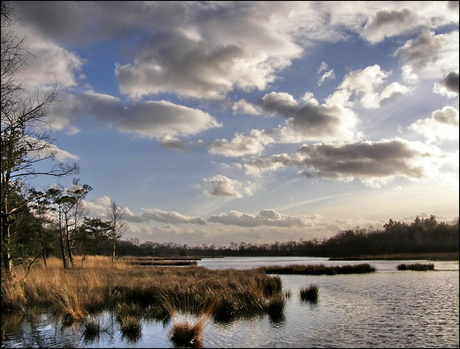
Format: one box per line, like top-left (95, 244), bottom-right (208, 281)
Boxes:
top-left (397, 263), bottom-right (435, 271)
top-left (300, 285), bottom-right (319, 302)
top-left (260, 263), bottom-right (376, 275)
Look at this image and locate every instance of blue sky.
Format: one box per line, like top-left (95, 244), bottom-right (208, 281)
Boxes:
top-left (11, 1), bottom-right (459, 245)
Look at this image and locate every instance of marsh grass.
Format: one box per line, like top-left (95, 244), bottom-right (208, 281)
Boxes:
top-left (260, 263), bottom-right (376, 275)
top-left (119, 316), bottom-right (143, 343)
top-left (170, 318), bottom-right (205, 348)
top-left (266, 295), bottom-right (285, 322)
top-left (2, 256), bottom-right (283, 326)
top-left (397, 263), bottom-right (435, 271)
top-left (300, 285), bottom-right (319, 302)
top-left (82, 318), bottom-right (102, 343)
top-left (284, 289), bottom-right (292, 299)
top-left (168, 299), bottom-right (216, 348)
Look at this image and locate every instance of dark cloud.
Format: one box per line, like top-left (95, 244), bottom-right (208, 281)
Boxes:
top-left (394, 31), bottom-right (443, 69)
top-left (244, 139), bottom-right (448, 186)
top-left (256, 92), bottom-right (358, 143)
top-left (363, 9), bottom-right (415, 43)
top-left (443, 71), bottom-right (459, 94)
top-left (296, 141), bottom-right (427, 179)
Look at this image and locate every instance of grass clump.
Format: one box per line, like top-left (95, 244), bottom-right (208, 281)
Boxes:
top-left (170, 319), bottom-right (205, 348)
top-left (300, 285), bottom-right (319, 302)
top-left (266, 295), bottom-right (285, 322)
top-left (260, 263), bottom-right (376, 275)
top-left (397, 263), bottom-right (435, 271)
top-left (119, 316), bottom-right (142, 343)
top-left (82, 318), bottom-right (102, 342)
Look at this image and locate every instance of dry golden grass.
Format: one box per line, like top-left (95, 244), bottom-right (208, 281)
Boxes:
top-left (1, 256), bottom-right (282, 325)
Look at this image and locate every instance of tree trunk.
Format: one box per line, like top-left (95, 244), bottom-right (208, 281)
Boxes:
top-left (58, 207), bottom-right (67, 269)
top-left (111, 236), bottom-right (116, 267)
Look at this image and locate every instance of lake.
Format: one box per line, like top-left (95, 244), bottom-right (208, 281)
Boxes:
top-left (1, 257), bottom-right (458, 348)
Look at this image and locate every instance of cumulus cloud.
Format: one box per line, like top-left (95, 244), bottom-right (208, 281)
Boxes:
top-left (409, 106), bottom-right (459, 142)
top-left (25, 136), bottom-right (79, 163)
top-left (327, 65), bottom-right (412, 109)
top-left (244, 139), bottom-right (453, 187)
top-left (433, 71), bottom-right (459, 98)
top-left (115, 9), bottom-right (303, 99)
top-left (394, 30), bottom-right (459, 83)
top-left (138, 208), bottom-right (206, 225)
top-left (203, 175), bottom-right (243, 198)
top-left (244, 153), bottom-right (302, 176)
top-left (157, 135), bottom-right (190, 152)
top-left (15, 25), bottom-right (84, 92)
top-left (232, 99), bottom-right (261, 115)
top-left (47, 91), bottom-right (221, 139)
top-left (12, 2), bottom-right (459, 103)
top-left (207, 129), bottom-right (275, 157)
top-left (362, 8), bottom-right (416, 43)
top-left (208, 209), bottom-right (314, 227)
top-left (253, 91), bottom-right (359, 143)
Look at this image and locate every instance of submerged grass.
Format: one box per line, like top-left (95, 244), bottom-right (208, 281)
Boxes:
top-left (397, 263), bottom-right (435, 271)
top-left (300, 285), bottom-right (319, 302)
top-left (1, 256), bottom-right (283, 325)
top-left (259, 263), bottom-right (376, 275)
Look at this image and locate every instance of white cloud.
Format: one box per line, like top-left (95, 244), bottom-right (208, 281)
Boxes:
top-left (15, 25), bottom-right (84, 92)
top-left (207, 129), bottom-right (275, 157)
top-left (317, 61), bottom-right (329, 74)
top-left (157, 135), bottom-right (190, 152)
top-left (318, 69), bottom-right (335, 86)
top-left (24, 136), bottom-right (79, 163)
top-left (139, 208), bottom-right (206, 225)
top-left (394, 30), bottom-right (459, 83)
top-left (47, 91), bottom-right (222, 139)
top-left (409, 106), bottom-right (459, 143)
top-left (203, 175), bottom-right (243, 198)
top-left (232, 99), bottom-right (261, 115)
top-left (327, 64), bottom-right (412, 109)
top-left (208, 209), bottom-right (314, 227)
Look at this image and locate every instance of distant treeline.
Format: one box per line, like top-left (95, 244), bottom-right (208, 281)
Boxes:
top-left (115, 215), bottom-right (459, 258)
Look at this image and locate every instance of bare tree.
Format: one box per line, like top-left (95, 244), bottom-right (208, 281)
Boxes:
top-left (1, 2), bottom-right (79, 276)
top-left (106, 200), bottom-right (126, 266)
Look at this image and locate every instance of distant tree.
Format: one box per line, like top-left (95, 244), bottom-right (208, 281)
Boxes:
top-left (106, 200), bottom-right (126, 265)
top-left (75, 217), bottom-right (111, 265)
top-left (1, 2), bottom-right (78, 276)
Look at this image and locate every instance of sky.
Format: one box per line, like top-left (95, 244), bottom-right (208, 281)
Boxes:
top-left (9, 1), bottom-right (460, 245)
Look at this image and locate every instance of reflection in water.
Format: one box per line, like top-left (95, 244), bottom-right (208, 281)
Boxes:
top-left (2, 258), bottom-right (459, 348)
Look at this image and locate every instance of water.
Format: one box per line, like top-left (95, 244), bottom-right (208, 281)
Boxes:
top-left (2, 257), bottom-right (459, 348)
